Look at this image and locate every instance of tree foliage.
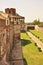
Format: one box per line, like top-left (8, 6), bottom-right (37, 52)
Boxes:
top-left (33, 19), bottom-right (40, 25)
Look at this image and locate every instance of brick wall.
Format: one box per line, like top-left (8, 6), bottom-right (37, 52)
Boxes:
top-left (6, 25), bottom-right (14, 60)
top-left (0, 28), bottom-right (6, 60)
top-left (0, 19), bottom-right (5, 27)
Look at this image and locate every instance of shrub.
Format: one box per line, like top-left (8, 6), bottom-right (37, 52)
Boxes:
top-left (35, 35), bottom-right (37, 37)
top-left (37, 36), bottom-right (39, 39)
top-left (38, 47), bottom-right (42, 52)
top-left (35, 43), bottom-right (37, 46)
top-left (40, 38), bottom-right (42, 41)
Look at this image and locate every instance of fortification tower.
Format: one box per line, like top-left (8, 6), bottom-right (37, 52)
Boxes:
top-left (5, 8), bottom-right (25, 65)
top-left (0, 8), bottom-right (25, 65)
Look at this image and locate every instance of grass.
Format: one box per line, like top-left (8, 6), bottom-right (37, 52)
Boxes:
top-left (20, 32), bottom-right (43, 65)
top-left (30, 30), bottom-right (43, 43)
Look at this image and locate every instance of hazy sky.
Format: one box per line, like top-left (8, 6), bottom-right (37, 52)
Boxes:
top-left (0, 0), bottom-right (43, 22)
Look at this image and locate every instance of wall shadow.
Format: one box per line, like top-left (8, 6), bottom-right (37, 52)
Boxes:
top-left (23, 58), bottom-right (28, 65)
top-left (21, 31), bottom-right (26, 33)
top-left (21, 39), bottom-right (31, 46)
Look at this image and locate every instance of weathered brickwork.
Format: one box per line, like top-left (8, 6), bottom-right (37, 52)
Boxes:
top-left (0, 8), bottom-right (25, 65)
top-left (0, 28), bottom-right (6, 61)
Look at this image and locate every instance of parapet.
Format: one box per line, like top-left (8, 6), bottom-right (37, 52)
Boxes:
top-left (5, 8), bottom-right (16, 15)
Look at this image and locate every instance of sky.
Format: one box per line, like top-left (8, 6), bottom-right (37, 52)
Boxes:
top-left (0, 0), bottom-right (43, 23)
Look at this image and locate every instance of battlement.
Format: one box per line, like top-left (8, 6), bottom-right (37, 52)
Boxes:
top-left (5, 8), bottom-right (16, 15)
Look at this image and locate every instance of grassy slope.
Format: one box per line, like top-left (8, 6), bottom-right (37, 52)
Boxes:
top-left (30, 30), bottom-right (43, 43)
top-left (20, 32), bottom-right (43, 65)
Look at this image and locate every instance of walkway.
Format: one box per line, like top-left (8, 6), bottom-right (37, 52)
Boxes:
top-left (27, 32), bottom-right (43, 51)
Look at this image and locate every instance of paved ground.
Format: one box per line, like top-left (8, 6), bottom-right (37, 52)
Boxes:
top-left (27, 32), bottom-right (43, 51)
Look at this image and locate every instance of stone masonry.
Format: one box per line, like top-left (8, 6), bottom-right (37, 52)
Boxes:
top-left (0, 8), bottom-right (25, 65)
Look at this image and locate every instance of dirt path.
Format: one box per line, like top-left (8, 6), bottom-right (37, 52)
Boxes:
top-left (27, 32), bottom-right (43, 51)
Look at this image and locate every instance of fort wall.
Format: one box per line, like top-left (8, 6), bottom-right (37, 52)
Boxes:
top-left (0, 8), bottom-right (24, 65)
top-left (0, 28), bottom-right (6, 60)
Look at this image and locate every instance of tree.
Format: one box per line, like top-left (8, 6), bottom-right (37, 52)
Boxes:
top-left (33, 19), bottom-right (40, 25)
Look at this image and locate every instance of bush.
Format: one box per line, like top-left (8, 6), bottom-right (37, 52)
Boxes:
top-left (35, 35), bottom-right (37, 37)
top-left (37, 36), bottom-right (39, 39)
top-left (40, 38), bottom-right (42, 41)
top-left (38, 47), bottom-right (42, 52)
top-left (35, 43), bottom-right (37, 46)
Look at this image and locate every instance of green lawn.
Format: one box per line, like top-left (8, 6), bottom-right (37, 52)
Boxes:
top-left (20, 32), bottom-right (43, 65)
top-left (30, 30), bottom-right (43, 43)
